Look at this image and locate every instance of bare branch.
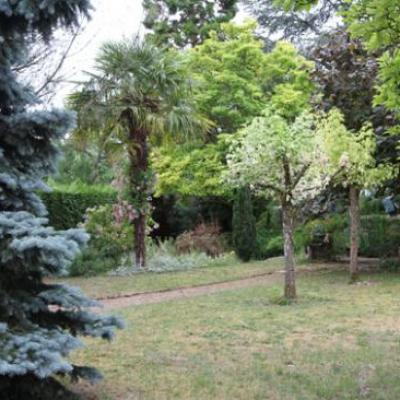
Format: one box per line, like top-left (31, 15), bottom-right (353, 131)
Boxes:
top-left (34, 31), bottom-right (79, 98)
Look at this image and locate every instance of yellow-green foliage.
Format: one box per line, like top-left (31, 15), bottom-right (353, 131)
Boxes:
top-left (152, 137), bottom-right (232, 197)
top-left (263, 41), bottom-right (314, 118)
top-left (346, 0), bottom-right (400, 116)
top-left (375, 50), bottom-right (400, 113)
top-left (318, 109), bottom-right (395, 188)
top-left (273, 0), bottom-right (318, 11)
top-left (154, 23), bottom-right (314, 198)
top-left (188, 20), bottom-right (268, 134)
top-left (345, 0), bottom-right (400, 51)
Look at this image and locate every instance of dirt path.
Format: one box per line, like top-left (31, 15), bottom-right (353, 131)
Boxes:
top-left (97, 271), bottom-right (283, 310)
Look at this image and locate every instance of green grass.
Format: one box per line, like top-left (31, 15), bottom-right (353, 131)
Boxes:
top-left (59, 258), bottom-right (285, 298)
top-left (70, 268), bottom-right (400, 399)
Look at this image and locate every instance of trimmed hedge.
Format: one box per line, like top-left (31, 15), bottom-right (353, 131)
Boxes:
top-left (299, 214), bottom-right (400, 259)
top-left (40, 188), bottom-right (117, 230)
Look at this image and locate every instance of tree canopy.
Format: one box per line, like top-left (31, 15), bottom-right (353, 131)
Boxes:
top-left (243, 0), bottom-right (345, 46)
top-left (143, 0), bottom-right (238, 48)
top-left (153, 23), bottom-right (314, 199)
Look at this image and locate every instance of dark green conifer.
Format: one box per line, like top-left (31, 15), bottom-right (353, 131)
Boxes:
top-left (232, 186), bottom-right (257, 262)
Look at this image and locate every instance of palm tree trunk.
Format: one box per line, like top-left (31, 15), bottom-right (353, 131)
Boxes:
top-left (128, 126), bottom-right (149, 269)
top-left (282, 203), bottom-right (296, 299)
top-left (349, 185), bottom-right (360, 283)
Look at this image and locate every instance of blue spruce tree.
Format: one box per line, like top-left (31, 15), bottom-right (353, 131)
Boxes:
top-left (0, 1), bottom-right (123, 398)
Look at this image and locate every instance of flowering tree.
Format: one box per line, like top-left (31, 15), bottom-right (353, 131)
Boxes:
top-left (319, 110), bottom-right (395, 281)
top-left (226, 108), bottom-right (329, 298)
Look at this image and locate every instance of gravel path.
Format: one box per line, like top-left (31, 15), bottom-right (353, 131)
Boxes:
top-left (97, 271), bottom-right (283, 310)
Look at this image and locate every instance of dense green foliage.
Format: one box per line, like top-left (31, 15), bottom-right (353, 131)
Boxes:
top-left (152, 137), bottom-right (231, 197)
top-left (154, 24), bottom-right (315, 199)
top-left (254, 203), bottom-right (284, 259)
top-left (232, 187), bottom-right (257, 262)
top-left (319, 110), bottom-right (394, 189)
top-left (300, 214), bottom-right (400, 259)
top-left (69, 204), bottom-right (133, 276)
top-left (189, 21), bottom-right (269, 135)
top-left (189, 22), bottom-right (314, 132)
top-left (345, 0), bottom-right (400, 51)
top-left (40, 184), bottom-right (117, 230)
top-left (143, 0), bottom-right (238, 48)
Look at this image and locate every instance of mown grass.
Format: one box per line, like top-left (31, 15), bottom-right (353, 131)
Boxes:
top-left (70, 268), bottom-right (400, 399)
top-left (59, 258), bottom-right (286, 298)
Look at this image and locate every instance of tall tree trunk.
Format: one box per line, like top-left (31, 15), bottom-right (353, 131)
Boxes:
top-left (128, 124), bottom-right (149, 269)
top-left (282, 203), bottom-right (296, 299)
top-left (349, 185), bottom-right (360, 282)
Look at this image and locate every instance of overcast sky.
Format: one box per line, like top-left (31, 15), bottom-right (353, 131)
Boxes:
top-left (56, 0), bottom-right (144, 105)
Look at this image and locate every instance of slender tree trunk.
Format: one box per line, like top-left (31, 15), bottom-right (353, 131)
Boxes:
top-left (349, 185), bottom-right (360, 283)
top-left (134, 212), bottom-right (146, 268)
top-left (282, 203), bottom-right (296, 299)
top-left (127, 124), bottom-right (149, 269)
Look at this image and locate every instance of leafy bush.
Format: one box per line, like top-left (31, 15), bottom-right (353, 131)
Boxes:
top-left (69, 203), bottom-right (133, 276)
top-left (360, 215), bottom-right (400, 257)
top-left (40, 182), bottom-right (117, 229)
top-left (300, 214), bottom-right (400, 259)
top-left (297, 214), bottom-right (348, 260)
top-left (360, 196), bottom-right (384, 215)
top-left (254, 229), bottom-right (284, 260)
top-left (264, 235), bottom-right (284, 257)
top-left (175, 222), bottom-right (227, 257)
top-left (84, 203), bottom-right (133, 253)
top-left (69, 247), bottom-right (119, 277)
top-left (379, 258), bottom-right (400, 272)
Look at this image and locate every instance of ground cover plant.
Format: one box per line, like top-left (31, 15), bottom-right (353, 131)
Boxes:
top-left (69, 262), bottom-right (400, 399)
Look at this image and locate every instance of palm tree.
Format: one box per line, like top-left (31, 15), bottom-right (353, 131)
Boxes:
top-left (69, 39), bottom-right (204, 268)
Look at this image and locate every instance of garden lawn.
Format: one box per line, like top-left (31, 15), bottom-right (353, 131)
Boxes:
top-left (59, 258), bottom-right (287, 298)
top-left (71, 268), bottom-right (400, 400)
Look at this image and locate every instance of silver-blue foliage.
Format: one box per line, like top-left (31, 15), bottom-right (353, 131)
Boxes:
top-left (0, 0), bottom-right (122, 393)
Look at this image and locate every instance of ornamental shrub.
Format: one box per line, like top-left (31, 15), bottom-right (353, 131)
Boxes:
top-left (176, 222), bottom-right (227, 257)
top-left (69, 203), bottom-right (134, 276)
